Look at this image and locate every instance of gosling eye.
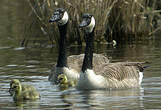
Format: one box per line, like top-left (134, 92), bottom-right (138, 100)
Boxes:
top-left (13, 85), bottom-right (18, 89)
top-left (59, 78), bottom-right (63, 81)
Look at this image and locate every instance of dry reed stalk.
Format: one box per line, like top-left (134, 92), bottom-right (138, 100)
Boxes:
top-left (22, 0), bottom-right (160, 46)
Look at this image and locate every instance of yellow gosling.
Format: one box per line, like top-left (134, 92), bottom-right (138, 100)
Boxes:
top-left (58, 74), bottom-right (76, 90)
top-left (10, 79), bottom-right (40, 101)
top-left (9, 79), bottom-right (36, 96)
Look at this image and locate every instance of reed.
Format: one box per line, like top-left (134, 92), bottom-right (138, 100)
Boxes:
top-left (21, 0), bottom-right (161, 46)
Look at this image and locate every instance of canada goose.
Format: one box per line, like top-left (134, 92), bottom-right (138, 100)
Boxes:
top-left (76, 13), bottom-right (147, 90)
top-left (57, 74), bottom-right (76, 90)
top-left (10, 79), bottom-right (40, 101)
top-left (9, 79), bottom-right (36, 96)
top-left (48, 8), bottom-right (110, 84)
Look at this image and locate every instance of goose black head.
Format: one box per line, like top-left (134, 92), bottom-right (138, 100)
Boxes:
top-left (79, 13), bottom-right (95, 33)
top-left (49, 8), bottom-right (69, 26)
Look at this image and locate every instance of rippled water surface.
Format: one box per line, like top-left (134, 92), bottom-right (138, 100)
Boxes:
top-left (0, 43), bottom-right (161, 110)
top-left (1, 0), bottom-right (161, 110)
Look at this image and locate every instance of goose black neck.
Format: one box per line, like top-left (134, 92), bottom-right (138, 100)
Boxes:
top-left (82, 29), bottom-right (95, 72)
top-left (56, 23), bottom-right (68, 67)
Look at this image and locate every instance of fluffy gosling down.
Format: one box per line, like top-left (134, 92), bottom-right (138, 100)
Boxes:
top-left (9, 79), bottom-right (40, 101)
top-left (9, 79), bottom-right (36, 96)
top-left (57, 74), bottom-right (76, 89)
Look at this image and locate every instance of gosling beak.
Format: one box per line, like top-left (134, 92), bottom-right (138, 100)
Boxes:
top-left (79, 19), bottom-right (88, 28)
top-left (57, 77), bottom-right (63, 84)
top-left (49, 12), bottom-right (61, 23)
top-left (9, 88), bottom-right (13, 95)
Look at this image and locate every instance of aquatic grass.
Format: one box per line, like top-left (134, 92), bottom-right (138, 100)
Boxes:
top-left (21, 0), bottom-right (161, 46)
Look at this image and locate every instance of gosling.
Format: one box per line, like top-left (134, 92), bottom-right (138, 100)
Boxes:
top-left (9, 79), bottom-right (36, 96)
top-left (10, 79), bottom-right (40, 101)
top-left (58, 74), bottom-right (76, 90)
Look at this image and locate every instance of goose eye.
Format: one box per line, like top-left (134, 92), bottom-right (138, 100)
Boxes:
top-left (87, 18), bottom-right (91, 25)
top-left (59, 13), bottom-right (64, 19)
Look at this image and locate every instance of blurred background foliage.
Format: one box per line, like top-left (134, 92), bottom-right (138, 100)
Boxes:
top-left (21, 0), bottom-right (161, 47)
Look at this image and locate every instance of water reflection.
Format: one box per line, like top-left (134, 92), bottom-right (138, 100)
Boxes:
top-left (1, 0), bottom-right (161, 109)
top-left (0, 43), bottom-right (161, 110)
top-left (58, 88), bottom-right (144, 110)
top-left (0, 42), bottom-right (161, 110)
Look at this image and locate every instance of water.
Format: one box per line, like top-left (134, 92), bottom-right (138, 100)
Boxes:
top-left (0, 44), bottom-right (161, 110)
top-left (1, 0), bottom-right (161, 110)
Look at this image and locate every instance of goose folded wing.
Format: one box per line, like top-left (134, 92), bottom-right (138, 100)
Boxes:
top-left (67, 53), bottom-right (110, 73)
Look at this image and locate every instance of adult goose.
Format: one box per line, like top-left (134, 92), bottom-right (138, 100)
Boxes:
top-left (48, 8), bottom-right (110, 84)
top-left (76, 13), bottom-right (147, 90)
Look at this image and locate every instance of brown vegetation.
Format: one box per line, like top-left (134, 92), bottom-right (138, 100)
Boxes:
top-left (21, 0), bottom-right (161, 46)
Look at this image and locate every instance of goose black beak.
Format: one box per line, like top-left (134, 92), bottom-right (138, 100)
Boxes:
top-left (79, 19), bottom-right (88, 28)
top-left (49, 13), bottom-right (61, 23)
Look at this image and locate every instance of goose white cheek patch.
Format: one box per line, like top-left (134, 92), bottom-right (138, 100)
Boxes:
top-left (85, 16), bottom-right (95, 33)
top-left (58, 11), bottom-right (69, 26)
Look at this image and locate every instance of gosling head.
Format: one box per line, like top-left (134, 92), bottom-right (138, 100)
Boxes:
top-left (79, 13), bottom-right (95, 33)
top-left (9, 79), bottom-right (21, 95)
top-left (49, 8), bottom-right (69, 26)
top-left (9, 79), bottom-right (22, 94)
top-left (57, 74), bottom-right (68, 84)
